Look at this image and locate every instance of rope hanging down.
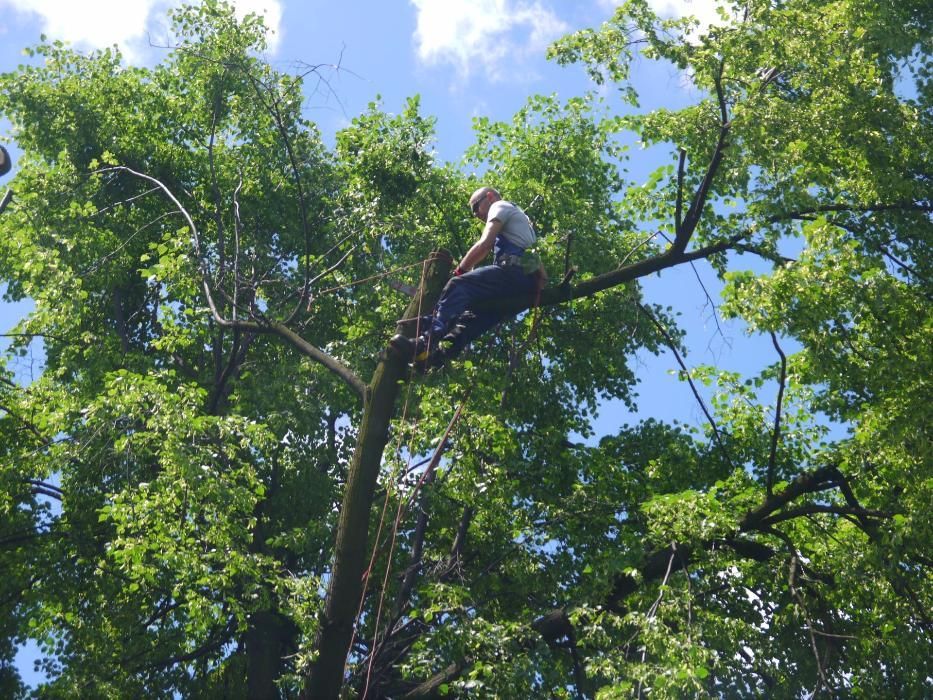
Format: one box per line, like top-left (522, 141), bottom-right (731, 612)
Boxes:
top-left (342, 256), bottom-right (432, 683)
top-left (362, 390), bottom-right (470, 697)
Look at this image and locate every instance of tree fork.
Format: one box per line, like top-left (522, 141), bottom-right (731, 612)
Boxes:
top-left (303, 251), bottom-right (452, 700)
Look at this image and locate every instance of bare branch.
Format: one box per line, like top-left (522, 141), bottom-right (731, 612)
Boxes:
top-left (97, 166), bottom-right (365, 398)
top-left (242, 71), bottom-right (314, 319)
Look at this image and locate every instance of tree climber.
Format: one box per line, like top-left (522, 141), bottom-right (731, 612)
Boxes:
top-left (393, 186), bottom-right (544, 370)
top-left (0, 146), bottom-right (10, 177)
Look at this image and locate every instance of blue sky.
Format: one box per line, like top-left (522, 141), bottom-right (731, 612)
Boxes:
top-left (0, 1), bottom-right (741, 425)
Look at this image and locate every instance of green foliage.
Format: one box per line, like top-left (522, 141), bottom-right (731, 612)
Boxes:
top-left (0, 0), bottom-right (929, 697)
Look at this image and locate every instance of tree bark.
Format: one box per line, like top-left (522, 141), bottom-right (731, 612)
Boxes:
top-left (245, 610), bottom-right (297, 700)
top-left (302, 251), bottom-right (452, 700)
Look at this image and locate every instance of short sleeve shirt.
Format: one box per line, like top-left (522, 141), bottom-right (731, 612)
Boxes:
top-left (488, 200), bottom-right (536, 257)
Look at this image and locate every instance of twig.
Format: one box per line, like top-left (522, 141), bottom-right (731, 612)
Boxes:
top-left (655, 230), bottom-right (726, 341)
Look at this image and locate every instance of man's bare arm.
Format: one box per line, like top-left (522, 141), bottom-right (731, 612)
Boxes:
top-left (457, 218), bottom-right (502, 272)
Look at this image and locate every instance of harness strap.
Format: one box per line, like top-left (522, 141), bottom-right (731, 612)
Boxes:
top-left (495, 253), bottom-right (524, 267)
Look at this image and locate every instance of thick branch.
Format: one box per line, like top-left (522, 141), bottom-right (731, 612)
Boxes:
top-left (740, 464), bottom-right (838, 531)
top-left (476, 232), bottom-right (750, 318)
top-left (598, 465), bottom-right (840, 616)
top-left (674, 61), bottom-right (730, 254)
top-left (0, 188), bottom-right (12, 215)
top-left (401, 660), bottom-right (469, 699)
top-left (204, 316), bottom-right (365, 400)
top-left (759, 504), bottom-right (890, 528)
top-left (302, 251), bottom-right (452, 700)
top-left (766, 331), bottom-right (788, 496)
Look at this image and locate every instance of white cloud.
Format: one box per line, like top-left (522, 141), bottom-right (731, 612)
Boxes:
top-left (410, 0), bottom-right (568, 80)
top-left (1, 0), bottom-right (283, 62)
top-left (599, 0), bottom-right (725, 34)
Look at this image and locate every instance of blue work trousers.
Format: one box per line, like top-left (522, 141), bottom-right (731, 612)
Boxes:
top-left (432, 263), bottom-right (537, 355)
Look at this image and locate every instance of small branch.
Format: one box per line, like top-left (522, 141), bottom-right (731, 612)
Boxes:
top-left (647, 547), bottom-right (678, 618)
top-left (232, 176), bottom-right (244, 318)
top-left (563, 232), bottom-right (575, 279)
top-left (207, 81), bottom-right (227, 291)
top-left (0, 402), bottom-right (45, 439)
top-left (655, 230), bottom-right (725, 340)
top-left (766, 331), bottom-right (787, 496)
top-left (790, 554), bottom-right (831, 694)
top-left (242, 71), bottom-right (313, 320)
top-left (879, 246), bottom-right (918, 278)
top-left (111, 177), bottom-right (368, 403)
top-left (566, 622), bottom-right (588, 700)
top-left (97, 166), bottom-right (224, 323)
top-left (307, 244), bottom-right (357, 296)
top-left (446, 506), bottom-right (473, 573)
top-left (733, 242), bottom-right (795, 265)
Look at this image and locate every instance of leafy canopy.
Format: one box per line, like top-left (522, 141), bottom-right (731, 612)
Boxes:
top-left (0, 0), bottom-right (930, 697)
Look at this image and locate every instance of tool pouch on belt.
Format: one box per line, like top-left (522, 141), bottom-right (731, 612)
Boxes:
top-left (520, 250), bottom-right (548, 287)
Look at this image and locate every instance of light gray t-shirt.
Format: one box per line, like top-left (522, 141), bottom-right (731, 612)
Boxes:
top-left (489, 200), bottom-right (536, 254)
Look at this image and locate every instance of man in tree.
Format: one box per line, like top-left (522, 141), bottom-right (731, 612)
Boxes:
top-left (0, 145), bottom-right (10, 177)
top-left (393, 186), bottom-right (541, 369)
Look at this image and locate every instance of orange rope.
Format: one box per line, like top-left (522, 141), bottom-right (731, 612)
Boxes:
top-left (344, 256), bottom-right (431, 687)
top-left (362, 390), bottom-right (470, 698)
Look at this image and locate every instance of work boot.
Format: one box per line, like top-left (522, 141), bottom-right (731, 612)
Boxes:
top-left (388, 334), bottom-right (415, 359)
top-left (388, 332), bottom-right (436, 366)
top-left (412, 332), bottom-right (435, 363)
top-left (442, 311), bottom-right (475, 342)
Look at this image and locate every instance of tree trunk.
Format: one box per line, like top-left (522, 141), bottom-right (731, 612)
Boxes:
top-left (302, 251), bottom-right (452, 699)
top-left (245, 610), bottom-right (297, 700)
